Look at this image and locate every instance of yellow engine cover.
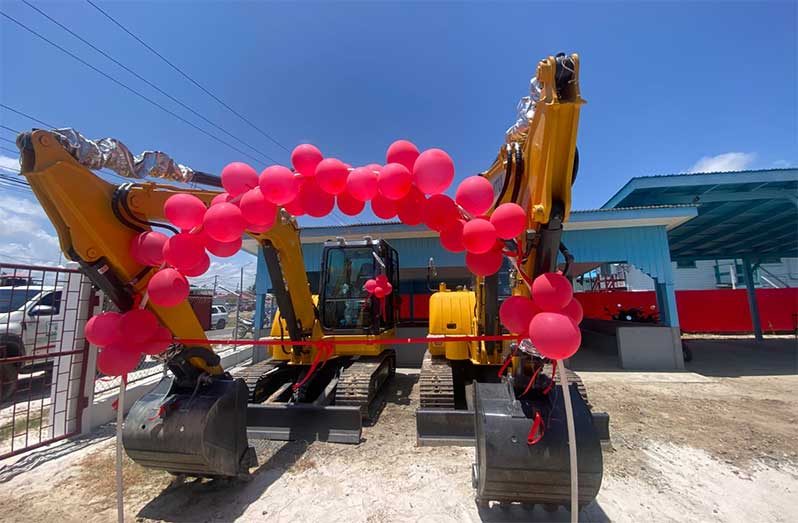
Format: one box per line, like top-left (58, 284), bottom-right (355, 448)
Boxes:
top-left (427, 289), bottom-right (476, 360)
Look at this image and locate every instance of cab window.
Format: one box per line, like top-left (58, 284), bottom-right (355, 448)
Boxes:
top-left (36, 291), bottom-right (62, 315)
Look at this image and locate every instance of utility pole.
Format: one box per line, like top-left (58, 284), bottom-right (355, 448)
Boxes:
top-left (235, 267), bottom-right (243, 339)
top-left (212, 275), bottom-right (218, 297)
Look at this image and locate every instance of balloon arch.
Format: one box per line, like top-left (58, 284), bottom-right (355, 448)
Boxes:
top-left (86, 140), bottom-right (583, 376)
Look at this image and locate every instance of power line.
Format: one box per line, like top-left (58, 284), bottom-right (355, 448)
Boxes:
top-left (21, 0), bottom-right (278, 165)
top-left (0, 124), bottom-right (19, 134)
top-left (0, 11), bottom-right (267, 166)
top-left (0, 137), bottom-right (17, 146)
top-left (0, 103), bottom-right (56, 128)
top-left (0, 146), bottom-right (18, 155)
top-left (85, 0), bottom-right (290, 154)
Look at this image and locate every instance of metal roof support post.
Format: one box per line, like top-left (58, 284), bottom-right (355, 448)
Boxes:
top-left (741, 257), bottom-right (763, 341)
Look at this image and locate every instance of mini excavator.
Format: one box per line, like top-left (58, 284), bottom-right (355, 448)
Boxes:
top-left (417, 53), bottom-right (608, 509)
top-left (16, 130), bottom-right (399, 477)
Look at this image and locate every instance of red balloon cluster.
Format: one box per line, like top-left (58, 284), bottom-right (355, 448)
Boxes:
top-left (85, 309), bottom-right (172, 376)
top-left (498, 272), bottom-right (584, 360)
top-left (364, 274), bottom-right (393, 299)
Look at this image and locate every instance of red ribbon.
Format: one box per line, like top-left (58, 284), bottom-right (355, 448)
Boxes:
top-left (542, 360), bottom-right (558, 395)
top-left (527, 411), bottom-right (545, 445)
top-left (519, 364), bottom-right (544, 398)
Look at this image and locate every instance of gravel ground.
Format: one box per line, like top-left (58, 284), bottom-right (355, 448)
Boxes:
top-left (1, 339), bottom-right (796, 522)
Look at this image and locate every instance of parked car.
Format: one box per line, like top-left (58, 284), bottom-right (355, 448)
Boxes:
top-left (210, 305), bottom-right (228, 330)
top-left (0, 285), bottom-right (64, 401)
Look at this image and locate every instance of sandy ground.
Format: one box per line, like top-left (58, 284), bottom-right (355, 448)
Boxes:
top-left (1, 338), bottom-right (797, 522)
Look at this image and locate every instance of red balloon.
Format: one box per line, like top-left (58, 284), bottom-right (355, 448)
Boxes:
top-left (97, 343), bottom-right (141, 376)
top-left (211, 192), bottom-right (233, 206)
top-left (282, 195), bottom-right (305, 217)
top-left (371, 193), bottom-right (398, 219)
top-left (162, 233), bottom-right (206, 271)
top-left (182, 252), bottom-right (210, 277)
top-left (259, 165), bottom-right (300, 205)
top-left (130, 231), bottom-right (168, 267)
top-left (386, 140), bottom-right (419, 171)
top-left (347, 167), bottom-right (379, 202)
top-left (119, 309), bottom-right (159, 344)
top-left (499, 296), bottom-right (539, 334)
top-left (315, 158), bottom-right (350, 195)
top-left (440, 219), bottom-right (466, 253)
top-left (490, 203), bottom-right (527, 240)
top-left (204, 235), bottom-right (242, 258)
top-left (384, 281), bottom-right (393, 295)
top-left (465, 249), bottom-right (503, 277)
top-left (375, 274), bottom-right (389, 286)
top-left (85, 311), bottom-right (122, 347)
top-left (531, 272), bottom-right (573, 312)
top-left (298, 178), bottom-right (335, 217)
top-left (378, 163), bottom-right (412, 200)
top-left (424, 194), bottom-right (460, 231)
top-left (164, 193), bottom-right (206, 230)
top-left (337, 190), bottom-right (365, 216)
top-left (413, 148), bottom-right (454, 195)
top-left (529, 312), bottom-right (581, 360)
top-left (147, 268), bottom-right (190, 307)
top-left (247, 222), bottom-right (274, 234)
top-left (364, 279), bottom-right (378, 293)
top-left (203, 202), bottom-right (246, 242)
top-left (240, 188), bottom-right (278, 227)
top-left (365, 163), bottom-right (383, 173)
top-left (140, 326), bottom-right (172, 356)
top-left (397, 186), bottom-right (425, 225)
top-left (221, 162), bottom-right (259, 196)
top-left (563, 298), bottom-right (584, 325)
top-left (291, 144), bottom-right (323, 177)
top-left (455, 176), bottom-right (494, 216)
top-left (462, 218), bottom-right (497, 254)
top-left (373, 286), bottom-right (386, 298)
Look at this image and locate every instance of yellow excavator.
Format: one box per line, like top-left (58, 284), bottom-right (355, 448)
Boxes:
top-left (16, 51), bottom-right (605, 507)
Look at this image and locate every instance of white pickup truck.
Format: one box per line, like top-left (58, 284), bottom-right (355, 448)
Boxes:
top-left (0, 285), bottom-right (64, 401)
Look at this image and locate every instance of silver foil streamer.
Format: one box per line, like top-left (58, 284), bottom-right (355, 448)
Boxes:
top-left (51, 128), bottom-right (195, 183)
top-left (505, 77), bottom-right (543, 143)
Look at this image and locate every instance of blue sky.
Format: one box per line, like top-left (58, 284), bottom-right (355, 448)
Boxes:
top-left (1, 1), bottom-right (796, 285)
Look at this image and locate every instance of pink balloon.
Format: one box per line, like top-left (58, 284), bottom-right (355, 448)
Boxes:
top-left (384, 281), bottom-right (393, 295)
top-left (203, 202), bottom-right (246, 242)
top-left (373, 286), bottom-right (386, 298)
top-left (347, 167), bottom-right (379, 202)
top-left (397, 186), bottom-right (425, 225)
top-left (499, 296), bottom-right (539, 334)
top-left (465, 249), bottom-right (503, 277)
top-left (440, 219), bottom-right (465, 253)
top-left (298, 178), bottom-right (335, 217)
top-left (378, 163), bottom-right (412, 200)
top-left (424, 194), bottom-right (460, 232)
top-left (140, 326), bottom-right (172, 356)
top-left (259, 165), bottom-right (300, 205)
top-left (371, 193), bottom-right (398, 219)
top-left (490, 203), bottom-right (526, 240)
top-left (221, 162), bottom-right (259, 196)
top-left (204, 235), bottom-right (241, 258)
top-left (364, 279), bottom-right (378, 293)
top-left (365, 163), bottom-right (383, 173)
top-left (182, 252), bottom-right (210, 277)
top-left (85, 311), bottom-right (122, 347)
top-left (462, 218), bottom-right (497, 254)
top-left (386, 140), bottom-right (419, 171)
top-left (147, 268), bottom-right (190, 307)
top-left (413, 148), bottom-right (454, 195)
top-left (119, 309), bottom-right (159, 344)
top-left (211, 192), bottom-right (233, 206)
top-left (97, 343), bottom-right (141, 376)
top-left (283, 195), bottom-right (305, 217)
top-left (315, 158), bottom-right (350, 195)
top-left (529, 312), bottom-right (581, 360)
top-left (455, 176), bottom-right (494, 216)
top-left (291, 144), bottom-right (323, 177)
top-left (162, 233), bottom-right (206, 271)
top-left (376, 274), bottom-right (389, 287)
top-left (563, 298), bottom-right (584, 325)
top-left (240, 188), bottom-right (278, 228)
top-left (130, 231), bottom-right (168, 267)
top-left (337, 190), bottom-right (365, 216)
top-left (163, 193), bottom-right (206, 230)
top-left (531, 272), bottom-right (573, 312)
top-left (247, 222), bottom-right (274, 234)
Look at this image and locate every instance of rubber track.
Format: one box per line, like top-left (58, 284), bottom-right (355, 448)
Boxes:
top-left (334, 350), bottom-right (396, 419)
top-left (233, 359), bottom-right (277, 403)
top-left (419, 350), bottom-right (455, 409)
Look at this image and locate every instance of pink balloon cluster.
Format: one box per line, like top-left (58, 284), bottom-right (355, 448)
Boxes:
top-left (498, 272), bottom-right (584, 360)
top-left (85, 309), bottom-right (172, 376)
top-left (364, 274), bottom-right (393, 298)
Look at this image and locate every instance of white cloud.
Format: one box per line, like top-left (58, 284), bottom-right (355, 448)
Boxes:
top-left (688, 152), bottom-right (755, 173)
top-left (0, 154), bottom-right (20, 173)
top-left (188, 253), bottom-right (258, 293)
top-left (0, 193), bottom-right (61, 265)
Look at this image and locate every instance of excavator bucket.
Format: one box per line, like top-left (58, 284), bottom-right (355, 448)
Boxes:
top-left (123, 376), bottom-right (256, 477)
top-left (472, 381), bottom-right (603, 508)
